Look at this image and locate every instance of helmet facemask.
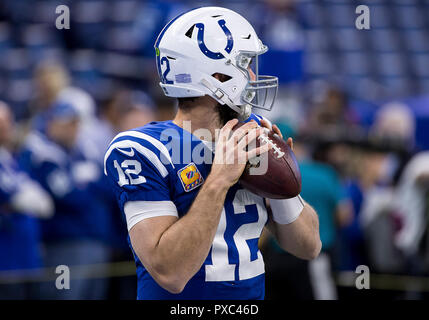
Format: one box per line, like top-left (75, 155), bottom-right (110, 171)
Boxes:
top-left (233, 44), bottom-right (278, 112)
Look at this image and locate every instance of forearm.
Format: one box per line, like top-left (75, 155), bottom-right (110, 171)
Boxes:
top-left (271, 201), bottom-right (321, 260)
top-left (10, 180), bottom-right (53, 218)
top-left (150, 175), bottom-right (228, 287)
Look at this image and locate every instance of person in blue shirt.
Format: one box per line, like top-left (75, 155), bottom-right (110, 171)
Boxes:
top-left (19, 101), bottom-right (112, 299)
top-left (0, 101), bottom-right (53, 299)
top-left (104, 7), bottom-right (321, 300)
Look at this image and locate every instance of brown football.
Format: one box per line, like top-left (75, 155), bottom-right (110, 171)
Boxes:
top-left (234, 122), bottom-right (301, 199)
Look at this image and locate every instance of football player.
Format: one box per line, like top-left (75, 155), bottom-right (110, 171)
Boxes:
top-left (104, 6), bottom-right (321, 300)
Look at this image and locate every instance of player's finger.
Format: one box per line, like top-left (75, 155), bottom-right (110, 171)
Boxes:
top-left (246, 140), bottom-right (272, 160)
top-left (287, 137), bottom-right (294, 151)
top-left (221, 118), bottom-right (239, 133)
top-left (272, 124), bottom-right (283, 138)
top-left (260, 119), bottom-right (272, 130)
top-left (230, 121), bottom-right (258, 143)
top-left (236, 127), bottom-right (263, 150)
top-left (219, 118), bottom-right (239, 142)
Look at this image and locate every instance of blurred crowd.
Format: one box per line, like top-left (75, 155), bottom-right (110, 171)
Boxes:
top-left (263, 89), bottom-right (429, 300)
top-left (1, 0), bottom-right (429, 300)
top-left (0, 63), bottom-right (162, 299)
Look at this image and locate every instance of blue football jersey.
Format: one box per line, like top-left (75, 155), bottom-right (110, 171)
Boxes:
top-left (19, 132), bottom-right (111, 243)
top-left (0, 148), bottom-right (42, 271)
top-left (104, 114), bottom-right (269, 300)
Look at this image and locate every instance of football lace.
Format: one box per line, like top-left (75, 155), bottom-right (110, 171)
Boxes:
top-left (258, 134), bottom-right (285, 159)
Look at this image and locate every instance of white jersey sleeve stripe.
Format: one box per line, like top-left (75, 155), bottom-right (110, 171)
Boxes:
top-left (104, 140), bottom-right (168, 177)
top-left (124, 200), bottom-right (178, 231)
top-left (111, 131), bottom-right (175, 168)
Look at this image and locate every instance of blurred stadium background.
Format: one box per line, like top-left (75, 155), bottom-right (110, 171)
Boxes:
top-left (1, 0), bottom-right (429, 300)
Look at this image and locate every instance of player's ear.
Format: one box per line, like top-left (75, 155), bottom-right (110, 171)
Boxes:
top-left (212, 73), bottom-right (232, 83)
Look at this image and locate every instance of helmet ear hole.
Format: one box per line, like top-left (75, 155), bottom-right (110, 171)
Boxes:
top-left (212, 73), bottom-right (232, 83)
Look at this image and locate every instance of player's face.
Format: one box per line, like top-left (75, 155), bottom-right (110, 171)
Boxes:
top-left (48, 118), bottom-right (80, 149)
top-left (248, 66), bottom-right (256, 81)
top-left (239, 53), bottom-right (278, 111)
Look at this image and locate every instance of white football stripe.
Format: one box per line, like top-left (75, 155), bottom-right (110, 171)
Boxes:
top-left (113, 131), bottom-right (174, 168)
top-left (104, 140), bottom-right (168, 177)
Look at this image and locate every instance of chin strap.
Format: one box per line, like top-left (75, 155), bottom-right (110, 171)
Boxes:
top-left (200, 78), bottom-right (252, 121)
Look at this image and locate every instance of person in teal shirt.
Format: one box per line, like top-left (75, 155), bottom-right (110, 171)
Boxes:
top-left (299, 160), bottom-right (345, 251)
top-left (264, 122), bottom-right (352, 300)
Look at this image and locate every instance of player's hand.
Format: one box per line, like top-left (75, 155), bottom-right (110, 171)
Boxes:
top-left (209, 119), bottom-right (272, 189)
top-left (260, 118), bottom-right (282, 138)
top-left (260, 119), bottom-right (294, 151)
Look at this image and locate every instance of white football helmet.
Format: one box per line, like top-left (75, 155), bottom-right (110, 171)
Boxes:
top-left (154, 6), bottom-right (278, 120)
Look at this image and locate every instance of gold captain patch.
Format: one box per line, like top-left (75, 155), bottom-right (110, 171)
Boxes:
top-left (178, 162), bottom-right (204, 192)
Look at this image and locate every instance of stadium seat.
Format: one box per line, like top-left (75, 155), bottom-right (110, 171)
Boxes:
top-left (325, 4), bottom-right (355, 28)
top-left (402, 30), bottom-right (429, 53)
top-left (333, 28), bottom-right (364, 52)
top-left (376, 52), bottom-right (407, 77)
top-left (370, 29), bottom-right (400, 53)
top-left (411, 53), bottom-right (429, 78)
top-left (341, 52), bottom-right (370, 76)
top-left (305, 52), bottom-right (335, 76)
top-left (369, 5), bottom-right (391, 29)
top-left (394, 5), bottom-right (425, 29)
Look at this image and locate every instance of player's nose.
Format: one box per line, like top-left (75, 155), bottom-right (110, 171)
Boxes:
top-left (248, 67), bottom-right (256, 81)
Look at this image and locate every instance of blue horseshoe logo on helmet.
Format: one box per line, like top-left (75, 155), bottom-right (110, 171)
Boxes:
top-left (196, 19), bottom-right (233, 59)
